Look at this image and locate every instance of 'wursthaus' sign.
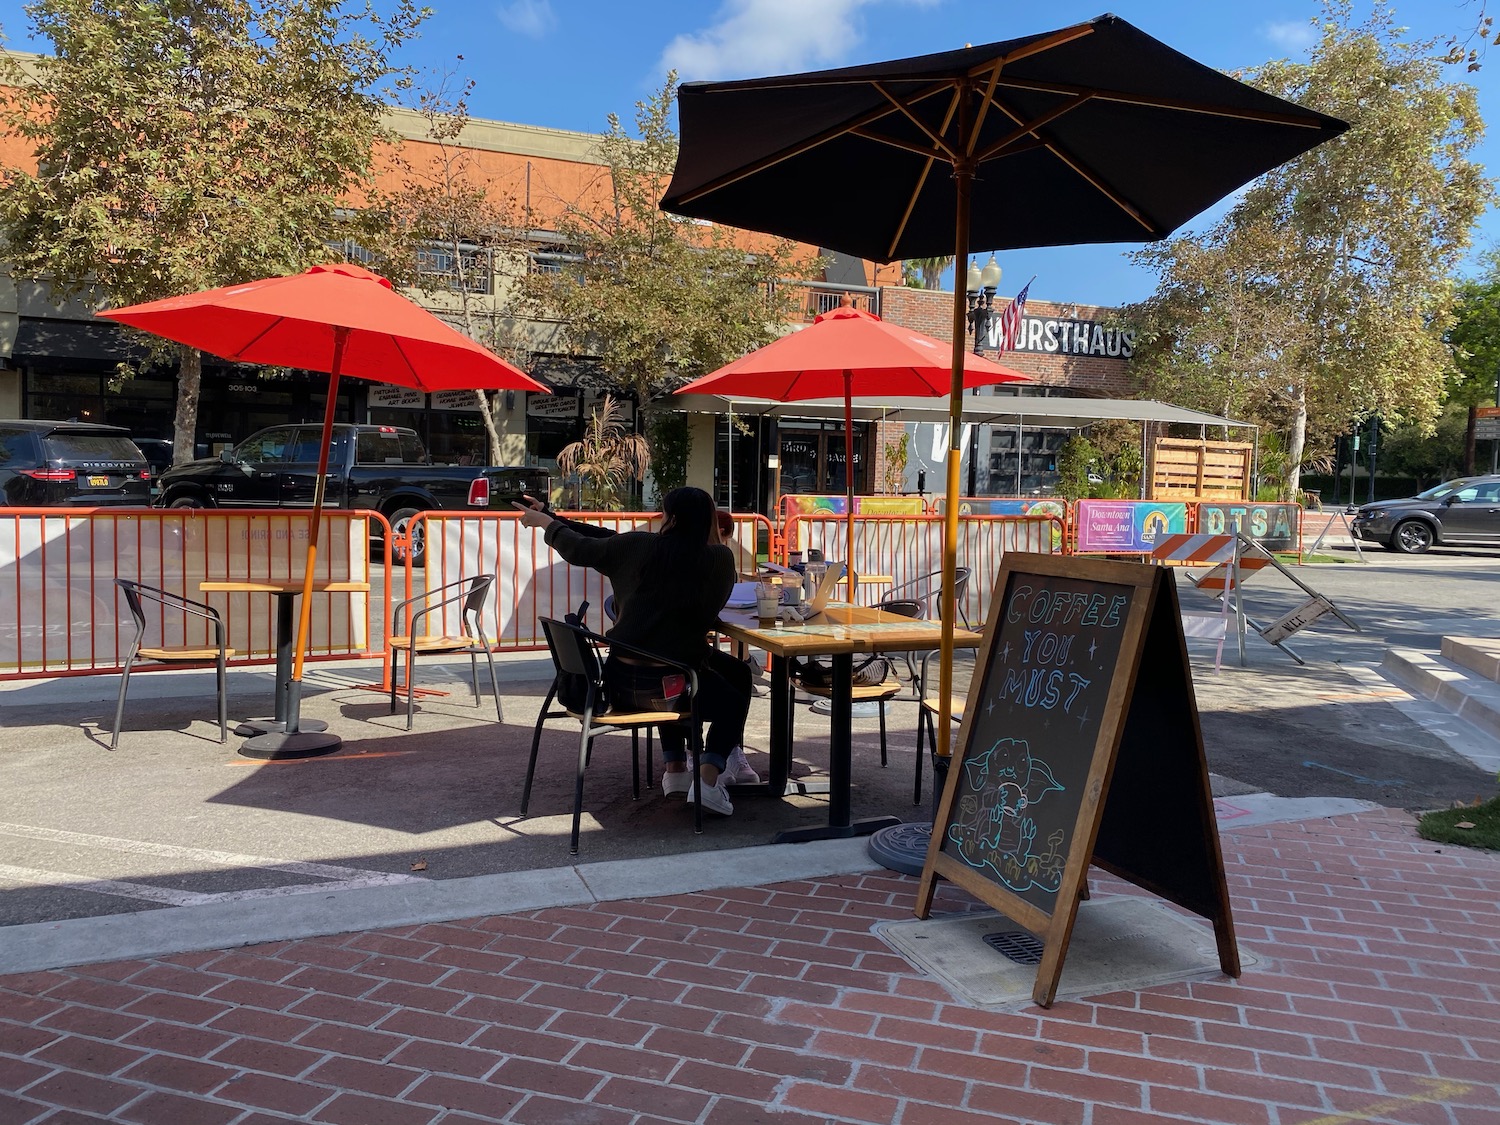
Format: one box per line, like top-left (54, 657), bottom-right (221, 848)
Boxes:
top-left (981, 315), bottom-right (1136, 358)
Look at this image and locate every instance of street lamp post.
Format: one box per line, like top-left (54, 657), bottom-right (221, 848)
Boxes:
top-left (965, 254), bottom-right (1002, 355)
top-left (964, 254), bottom-right (1002, 495)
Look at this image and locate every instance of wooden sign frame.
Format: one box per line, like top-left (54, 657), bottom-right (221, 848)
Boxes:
top-left (916, 552), bottom-right (1239, 1008)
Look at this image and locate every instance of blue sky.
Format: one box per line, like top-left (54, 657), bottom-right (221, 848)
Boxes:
top-left (2, 0), bottom-right (1496, 307)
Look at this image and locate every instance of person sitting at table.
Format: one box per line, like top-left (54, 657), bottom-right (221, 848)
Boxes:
top-left (516, 487), bottom-right (756, 814)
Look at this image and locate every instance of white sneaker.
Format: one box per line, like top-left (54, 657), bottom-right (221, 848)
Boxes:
top-left (724, 745), bottom-right (761, 785)
top-left (686, 776), bottom-right (734, 816)
top-left (661, 770), bottom-right (692, 797)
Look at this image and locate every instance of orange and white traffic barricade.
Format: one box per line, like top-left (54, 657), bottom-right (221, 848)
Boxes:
top-left (1153, 528), bottom-right (1359, 667)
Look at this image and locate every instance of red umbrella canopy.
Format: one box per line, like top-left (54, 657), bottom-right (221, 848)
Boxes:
top-left (677, 305), bottom-right (1029, 399)
top-left (99, 263), bottom-right (548, 393)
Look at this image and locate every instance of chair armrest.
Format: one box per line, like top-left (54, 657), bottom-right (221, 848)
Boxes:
top-left (577, 628), bottom-right (701, 700)
top-left (129, 583), bottom-right (227, 644)
top-left (397, 577), bottom-right (479, 634)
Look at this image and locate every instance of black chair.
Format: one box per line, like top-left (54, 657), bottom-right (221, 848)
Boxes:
top-left (111, 579), bottom-right (234, 750)
top-left (388, 574), bottom-right (501, 730)
top-left (914, 647), bottom-right (968, 805)
top-left (790, 598), bottom-right (923, 775)
top-left (523, 618), bottom-right (703, 854)
top-left (883, 566), bottom-right (974, 629)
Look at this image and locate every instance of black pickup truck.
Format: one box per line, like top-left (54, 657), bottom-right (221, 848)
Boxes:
top-left (155, 424), bottom-right (548, 565)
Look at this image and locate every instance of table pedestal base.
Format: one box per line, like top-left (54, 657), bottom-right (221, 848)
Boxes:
top-left (234, 717), bottom-right (329, 738)
top-left (773, 813), bottom-right (900, 845)
top-left (239, 729), bottom-right (343, 760)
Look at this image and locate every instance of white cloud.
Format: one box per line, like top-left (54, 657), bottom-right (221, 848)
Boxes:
top-left (498, 0), bottom-right (555, 38)
top-left (1263, 18), bottom-right (1317, 54)
top-left (658, 0), bottom-right (877, 82)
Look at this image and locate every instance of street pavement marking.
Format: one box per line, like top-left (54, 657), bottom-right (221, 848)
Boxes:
top-left (0, 816), bottom-right (426, 908)
top-left (0, 864), bottom-right (213, 906)
top-left (0, 863), bottom-right (422, 907)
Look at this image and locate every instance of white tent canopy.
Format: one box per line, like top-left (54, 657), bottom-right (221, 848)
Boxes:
top-left (672, 393), bottom-right (1251, 431)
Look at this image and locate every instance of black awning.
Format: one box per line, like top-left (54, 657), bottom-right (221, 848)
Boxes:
top-left (13, 318), bottom-right (149, 362)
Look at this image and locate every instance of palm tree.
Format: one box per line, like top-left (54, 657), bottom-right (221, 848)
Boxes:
top-left (557, 393), bottom-right (651, 510)
top-left (906, 256), bottom-right (955, 290)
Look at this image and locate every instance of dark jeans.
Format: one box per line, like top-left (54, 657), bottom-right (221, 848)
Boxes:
top-left (603, 648), bottom-right (751, 772)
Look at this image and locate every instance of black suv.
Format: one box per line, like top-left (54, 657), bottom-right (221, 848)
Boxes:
top-left (0, 420), bottom-right (151, 507)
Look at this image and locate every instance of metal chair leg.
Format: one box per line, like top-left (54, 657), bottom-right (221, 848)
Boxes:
top-left (110, 650), bottom-right (137, 751)
top-left (481, 644), bottom-right (502, 724)
top-left (571, 720), bottom-right (592, 855)
top-left (216, 652), bottom-right (229, 743)
top-left (405, 643), bottom-right (418, 731)
top-left (521, 680), bottom-right (558, 814)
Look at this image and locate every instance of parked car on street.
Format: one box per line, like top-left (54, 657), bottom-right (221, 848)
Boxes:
top-left (154, 423), bottom-right (549, 566)
top-left (0, 420), bottom-right (151, 508)
top-left (1351, 474), bottom-right (1500, 553)
top-left (129, 437), bottom-right (174, 498)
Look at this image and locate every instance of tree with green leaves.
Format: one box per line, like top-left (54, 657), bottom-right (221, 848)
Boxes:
top-left (368, 67), bottom-right (523, 464)
top-left (1124, 1), bottom-right (1491, 497)
top-left (1447, 261), bottom-right (1500, 472)
top-left (517, 74), bottom-right (819, 497)
top-left (0, 0), bottom-right (425, 463)
top-left (903, 257), bottom-right (953, 290)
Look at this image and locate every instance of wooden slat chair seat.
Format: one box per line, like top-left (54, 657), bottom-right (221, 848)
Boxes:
top-left (523, 618), bottom-right (704, 854)
top-left (388, 574), bottom-right (501, 730)
top-left (112, 579), bottom-right (235, 750)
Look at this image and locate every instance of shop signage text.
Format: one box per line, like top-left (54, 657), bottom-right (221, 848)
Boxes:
top-left (985, 316), bottom-right (1136, 359)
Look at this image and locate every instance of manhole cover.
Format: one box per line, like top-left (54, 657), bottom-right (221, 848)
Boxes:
top-left (982, 930), bottom-right (1044, 965)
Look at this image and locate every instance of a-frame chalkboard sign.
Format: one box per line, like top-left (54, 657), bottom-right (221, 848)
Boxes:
top-left (916, 552), bottom-right (1240, 1008)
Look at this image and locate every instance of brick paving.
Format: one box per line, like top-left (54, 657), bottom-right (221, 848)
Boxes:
top-left (2, 807), bottom-right (1499, 1124)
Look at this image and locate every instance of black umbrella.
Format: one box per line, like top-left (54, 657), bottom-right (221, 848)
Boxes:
top-left (660, 13), bottom-right (1347, 767)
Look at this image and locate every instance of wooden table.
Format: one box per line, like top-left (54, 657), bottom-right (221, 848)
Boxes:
top-left (200, 580), bottom-right (370, 744)
top-left (717, 604), bottom-right (984, 843)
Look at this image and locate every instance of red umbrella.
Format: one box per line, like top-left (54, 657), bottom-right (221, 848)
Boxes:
top-left (676, 304), bottom-right (1029, 579)
top-left (100, 263), bottom-right (549, 755)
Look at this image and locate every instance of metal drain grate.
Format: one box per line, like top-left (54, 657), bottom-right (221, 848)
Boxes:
top-left (982, 930), bottom-right (1044, 965)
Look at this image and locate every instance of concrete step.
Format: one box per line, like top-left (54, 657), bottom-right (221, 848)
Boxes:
top-left (1443, 636), bottom-right (1500, 684)
top-left (1382, 645), bottom-right (1500, 743)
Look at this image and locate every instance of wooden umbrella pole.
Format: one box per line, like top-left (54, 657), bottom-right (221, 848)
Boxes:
top-left (290, 327), bottom-right (348, 688)
top-left (937, 135), bottom-right (977, 766)
top-left (844, 369), bottom-right (857, 590)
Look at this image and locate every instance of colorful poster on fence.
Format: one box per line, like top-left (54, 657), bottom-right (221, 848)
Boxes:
top-left (1196, 503), bottom-right (1301, 552)
top-left (856, 496), bottom-right (924, 515)
top-left (782, 494), bottom-right (848, 517)
top-left (1075, 500), bottom-right (1188, 553)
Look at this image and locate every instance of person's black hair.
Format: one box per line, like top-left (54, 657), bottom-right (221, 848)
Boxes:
top-left (627, 487), bottom-right (719, 622)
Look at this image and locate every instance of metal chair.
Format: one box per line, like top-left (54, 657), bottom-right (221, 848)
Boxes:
top-left (111, 579), bottom-right (234, 750)
top-left (523, 618), bottom-right (702, 854)
top-left (790, 597), bottom-right (923, 776)
top-left (883, 566), bottom-right (974, 629)
top-left (914, 647), bottom-right (968, 806)
top-left (388, 574), bottom-right (501, 730)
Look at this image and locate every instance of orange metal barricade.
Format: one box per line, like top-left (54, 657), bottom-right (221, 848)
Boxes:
top-left (0, 507), bottom-right (386, 679)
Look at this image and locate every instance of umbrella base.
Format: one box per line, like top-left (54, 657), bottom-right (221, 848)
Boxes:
top-left (234, 717), bottom-right (329, 737)
top-left (239, 730), bottom-right (342, 760)
top-left (772, 813), bottom-right (900, 845)
top-left (866, 821), bottom-right (933, 876)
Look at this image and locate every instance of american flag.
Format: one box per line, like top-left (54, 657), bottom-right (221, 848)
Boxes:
top-left (993, 279), bottom-right (1032, 353)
